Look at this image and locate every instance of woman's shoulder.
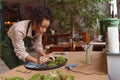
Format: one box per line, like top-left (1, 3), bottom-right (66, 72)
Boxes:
top-left (14, 20), bottom-right (31, 25)
top-left (11, 20), bottom-right (30, 30)
top-left (9, 20), bottom-right (31, 34)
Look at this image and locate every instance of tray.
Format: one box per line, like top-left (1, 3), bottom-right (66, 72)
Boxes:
top-left (24, 57), bottom-right (67, 70)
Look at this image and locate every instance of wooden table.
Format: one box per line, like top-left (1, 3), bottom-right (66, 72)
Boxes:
top-left (0, 51), bottom-right (108, 80)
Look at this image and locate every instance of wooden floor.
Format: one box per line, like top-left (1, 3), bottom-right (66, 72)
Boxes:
top-left (0, 58), bottom-right (9, 74)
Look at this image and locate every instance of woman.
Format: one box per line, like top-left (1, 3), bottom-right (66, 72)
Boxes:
top-left (1, 6), bottom-right (53, 69)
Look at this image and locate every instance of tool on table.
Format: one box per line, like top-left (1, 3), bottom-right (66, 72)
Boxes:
top-left (65, 63), bottom-right (77, 70)
top-left (16, 70), bottom-right (32, 74)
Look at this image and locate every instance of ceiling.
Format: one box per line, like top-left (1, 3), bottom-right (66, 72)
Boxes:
top-left (2, 0), bottom-right (39, 5)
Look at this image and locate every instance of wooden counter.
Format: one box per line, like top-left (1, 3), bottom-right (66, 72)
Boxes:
top-left (0, 51), bottom-right (108, 80)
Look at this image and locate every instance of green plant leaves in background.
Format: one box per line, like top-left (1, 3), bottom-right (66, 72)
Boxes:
top-left (45, 0), bottom-right (112, 33)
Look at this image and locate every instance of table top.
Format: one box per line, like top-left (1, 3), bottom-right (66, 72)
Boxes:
top-left (89, 41), bottom-right (106, 45)
top-left (0, 51), bottom-right (108, 80)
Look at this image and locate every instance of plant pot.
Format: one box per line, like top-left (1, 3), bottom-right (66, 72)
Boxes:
top-left (100, 18), bottom-right (119, 36)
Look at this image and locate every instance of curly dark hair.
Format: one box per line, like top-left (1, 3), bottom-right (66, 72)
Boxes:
top-left (31, 6), bottom-right (53, 27)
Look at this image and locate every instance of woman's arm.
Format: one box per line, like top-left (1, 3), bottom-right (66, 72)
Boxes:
top-left (25, 55), bottom-right (38, 63)
top-left (33, 34), bottom-right (47, 56)
top-left (25, 54), bottom-right (49, 64)
top-left (38, 49), bottom-right (47, 56)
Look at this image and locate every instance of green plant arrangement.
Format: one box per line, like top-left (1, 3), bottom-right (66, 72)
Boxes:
top-left (0, 76), bottom-right (24, 80)
top-left (0, 70), bottom-right (74, 80)
top-left (48, 56), bottom-right (67, 68)
top-left (45, 0), bottom-right (113, 33)
top-left (29, 70), bottom-right (74, 80)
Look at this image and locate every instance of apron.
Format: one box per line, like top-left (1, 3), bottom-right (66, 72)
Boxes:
top-left (1, 21), bottom-right (32, 69)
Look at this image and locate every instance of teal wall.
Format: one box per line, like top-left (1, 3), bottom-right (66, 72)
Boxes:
top-left (0, 0), bottom-right (3, 42)
top-left (0, 0), bottom-right (2, 9)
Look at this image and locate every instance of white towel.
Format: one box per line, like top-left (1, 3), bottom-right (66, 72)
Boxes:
top-left (108, 27), bottom-right (119, 53)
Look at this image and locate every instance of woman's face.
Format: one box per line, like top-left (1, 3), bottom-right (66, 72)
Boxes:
top-left (34, 19), bottom-right (50, 34)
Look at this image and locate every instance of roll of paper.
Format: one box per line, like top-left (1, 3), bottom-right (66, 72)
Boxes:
top-left (108, 27), bottom-right (119, 53)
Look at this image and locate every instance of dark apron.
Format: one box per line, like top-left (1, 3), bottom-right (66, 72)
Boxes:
top-left (1, 21), bottom-right (32, 69)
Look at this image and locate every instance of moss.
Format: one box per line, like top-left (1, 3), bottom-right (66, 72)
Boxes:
top-left (48, 56), bottom-right (67, 68)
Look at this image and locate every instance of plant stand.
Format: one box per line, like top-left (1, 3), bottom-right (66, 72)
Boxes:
top-left (106, 52), bottom-right (120, 80)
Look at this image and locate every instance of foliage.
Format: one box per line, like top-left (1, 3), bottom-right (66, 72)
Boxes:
top-left (48, 56), bottom-right (67, 68)
top-left (29, 70), bottom-right (74, 80)
top-left (45, 0), bottom-right (113, 33)
top-left (0, 70), bottom-right (74, 80)
top-left (29, 74), bottom-right (44, 80)
top-left (1, 76), bottom-right (24, 80)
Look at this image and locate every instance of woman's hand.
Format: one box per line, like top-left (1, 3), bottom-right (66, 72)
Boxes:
top-left (37, 54), bottom-right (55, 64)
top-left (47, 55), bottom-right (55, 61)
top-left (37, 56), bottom-right (49, 64)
